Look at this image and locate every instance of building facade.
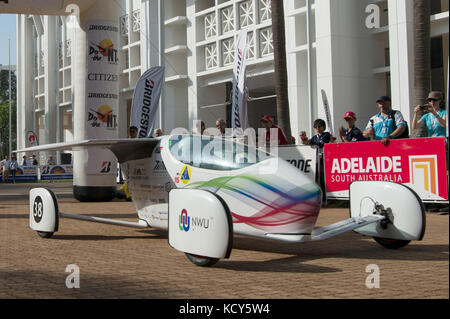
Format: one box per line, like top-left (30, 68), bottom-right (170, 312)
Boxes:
top-left (16, 0), bottom-right (449, 163)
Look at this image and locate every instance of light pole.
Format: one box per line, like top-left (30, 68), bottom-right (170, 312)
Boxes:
top-left (8, 37), bottom-right (12, 158)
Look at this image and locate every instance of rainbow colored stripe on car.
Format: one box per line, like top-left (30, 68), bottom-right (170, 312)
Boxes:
top-left (187, 174), bottom-right (322, 234)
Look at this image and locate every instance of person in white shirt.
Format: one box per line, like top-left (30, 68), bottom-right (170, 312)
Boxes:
top-left (1, 156), bottom-right (11, 183)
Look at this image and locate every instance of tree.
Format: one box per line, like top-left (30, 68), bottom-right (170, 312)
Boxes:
top-left (0, 70), bottom-right (17, 158)
top-left (270, 0), bottom-right (292, 143)
top-left (411, 0), bottom-right (431, 138)
top-left (0, 69), bottom-right (17, 105)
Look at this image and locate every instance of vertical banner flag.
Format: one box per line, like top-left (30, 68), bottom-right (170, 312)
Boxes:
top-left (130, 66), bottom-right (165, 138)
top-left (85, 20), bottom-right (120, 175)
top-left (232, 30), bottom-right (248, 132)
top-left (321, 89), bottom-right (334, 137)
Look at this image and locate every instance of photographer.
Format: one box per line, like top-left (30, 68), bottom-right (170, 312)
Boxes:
top-left (412, 91), bottom-right (447, 137)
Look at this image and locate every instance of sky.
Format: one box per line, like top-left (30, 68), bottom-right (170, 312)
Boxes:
top-left (0, 14), bottom-right (17, 67)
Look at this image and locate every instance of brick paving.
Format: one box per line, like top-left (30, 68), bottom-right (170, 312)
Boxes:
top-left (0, 186), bottom-right (448, 299)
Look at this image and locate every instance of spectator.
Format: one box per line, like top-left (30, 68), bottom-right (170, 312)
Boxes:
top-left (22, 155), bottom-right (29, 166)
top-left (260, 115), bottom-right (289, 146)
top-left (129, 126), bottom-right (138, 138)
top-left (363, 96), bottom-right (407, 145)
top-left (412, 91), bottom-right (447, 137)
top-left (154, 128), bottom-right (163, 137)
top-left (32, 155), bottom-right (39, 166)
top-left (301, 119), bottom-right (332, 149)
top-left (299, 131), bottom-right (308, 145)
top-left (1, 155), bottom-right (11, 183)
top-left (10, 156), bottom-right (18, 184)
top-left (338, 111), bottom-right (367, 142)
top-left (47, 155), bottom-right (56, 166)
top-left (215, 118), bottom-right (227, 136)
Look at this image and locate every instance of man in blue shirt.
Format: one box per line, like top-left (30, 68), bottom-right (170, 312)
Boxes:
top-left (363, 96), bottom-right (407, 145)
top-left (412, 91), bottom-right (447, 137)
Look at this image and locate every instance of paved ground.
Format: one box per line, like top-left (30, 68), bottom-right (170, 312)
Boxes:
top-left (0, 182), bottom-right (448, 299)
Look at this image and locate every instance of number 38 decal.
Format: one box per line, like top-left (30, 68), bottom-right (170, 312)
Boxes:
top-left (33, 196), bottom-right (44, 223)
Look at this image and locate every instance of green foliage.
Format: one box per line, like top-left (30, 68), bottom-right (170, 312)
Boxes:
top-left (0, 70), bottom-right (17, 158)
top-left (0, 70), bottom-right (17, 105)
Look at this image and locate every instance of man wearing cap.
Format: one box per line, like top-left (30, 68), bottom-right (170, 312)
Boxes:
top-left (363, 96), bottom-right (407, 145)
top-left (338, 111), bottom-right (367, 142)
top-left (412, 91), bottom-right (447, 137)
top-left (260, 115), bottom-right (289, 146)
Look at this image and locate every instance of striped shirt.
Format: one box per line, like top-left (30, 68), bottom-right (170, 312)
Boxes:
top-left (365, 110), bottom-right (406, 140)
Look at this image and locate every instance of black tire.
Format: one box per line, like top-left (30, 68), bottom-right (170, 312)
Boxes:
top-left (185, 253), bottom-right (219, 267)
top-left (373, 237), bottom-right (410, 249)
top-left (37, 231), bottom-right (54, 239)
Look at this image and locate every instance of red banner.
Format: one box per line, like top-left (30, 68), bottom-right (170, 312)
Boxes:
top-left (324, 137), bottom-right (448, 202)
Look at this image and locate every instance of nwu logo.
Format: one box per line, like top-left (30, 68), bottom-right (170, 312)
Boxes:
top-left (179, 209), bottom-right (211, 232)
top-left (179, 209), bottom-right (190, 232)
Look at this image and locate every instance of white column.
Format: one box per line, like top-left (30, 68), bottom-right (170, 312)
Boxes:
top-left (73, 0), bottom-right (120, 201)
top-left (186, 0), bottom-right (198, 131)
top-left (315, 0), bottom-right (386, 134)
top-left (44, 16), bottom-right (57, 150)
top-left (387, 0), bottom-right (415, 122)
top-left (16, 15), bottom-right (35, 152)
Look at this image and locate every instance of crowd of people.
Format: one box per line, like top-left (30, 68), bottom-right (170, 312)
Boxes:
top-left (2, 90), bottom-right (446, 184)
top-left (187, 90), bottom-right (446, 149)
top-left (0, 153), bottom-right (62, 183)
top-left (298, 91), bottom-right (446, 148)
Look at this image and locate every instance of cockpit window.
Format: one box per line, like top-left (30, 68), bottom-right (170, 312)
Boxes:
top-left (168, 135), bottom-right (272, 171)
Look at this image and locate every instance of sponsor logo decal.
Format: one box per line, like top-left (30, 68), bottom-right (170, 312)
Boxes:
top-left (88, 105), bottom-right (117, 129)
top-left (178, 209), bottom-right (211, 232)
top-left (100, 161), bottom-right (112, 173)
top-left (179, 209), bottom-right (190, 232)
top-left (180, 166), bottom-right (191, 185)
top-left (409, 155), bottom-right (439, 195)
top-left (89, 38), bottom-right (118, 64)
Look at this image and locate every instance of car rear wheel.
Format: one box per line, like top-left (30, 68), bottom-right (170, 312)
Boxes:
top-left (185, 253), bottom-right (219, 267)
top-left (373, 237), bottom-right (410, 249)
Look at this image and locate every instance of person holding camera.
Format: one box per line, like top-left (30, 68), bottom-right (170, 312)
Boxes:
top-left (412, 91), bottom-right (447, 137)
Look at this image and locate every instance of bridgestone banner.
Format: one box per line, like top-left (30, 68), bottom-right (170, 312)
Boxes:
top-left (130, 67), bottom-right (165, 138)
top-left (231, 30), bottom-right (248, 132)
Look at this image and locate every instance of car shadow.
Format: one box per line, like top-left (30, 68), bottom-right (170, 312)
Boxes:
top-left (51, 234), bottom-right (155, 241)
top-left (225, 232), bottom-right (449, 264)
top-left (215, 255), bottom-right (342, 273)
